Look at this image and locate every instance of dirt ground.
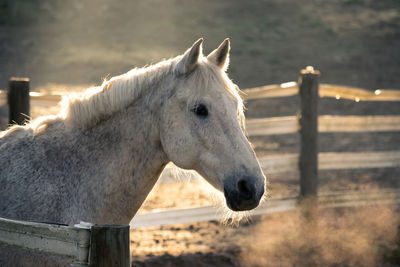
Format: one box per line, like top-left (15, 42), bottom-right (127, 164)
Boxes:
top-left (1, 0), bottom-right (400, 266)
top-left (131, 205), bottom-right (400, 267)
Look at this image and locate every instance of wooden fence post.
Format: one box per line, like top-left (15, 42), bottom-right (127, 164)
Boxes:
top-left (299, 66), bottom-right (320, 200)
top-left (7, 77), bottom-right (30, 125)
top-left (298, 67), bottom-right (320, 262)
top-left (89, 225), bottom-right (130, 267)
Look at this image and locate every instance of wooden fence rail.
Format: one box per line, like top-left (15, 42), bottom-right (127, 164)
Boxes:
top-left (0, 218), bottom-right (90, 264)
top-left (243, 82), bottom-right (400, 101)
top-left (246, 115), bottom-right (400, 135)
top-left (259, 150), bottom-right (400, 174)
top-left (0, 218), bottom-right (130, 266)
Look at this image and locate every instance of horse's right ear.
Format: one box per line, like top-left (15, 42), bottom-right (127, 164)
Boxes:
top-left (178, 38), bottom-right (204, 75)
top-left (207, 38), bottom-right (230, 71)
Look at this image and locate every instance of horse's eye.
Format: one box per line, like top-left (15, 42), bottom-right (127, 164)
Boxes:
top-left (192, 104), bottom-right (208, 117)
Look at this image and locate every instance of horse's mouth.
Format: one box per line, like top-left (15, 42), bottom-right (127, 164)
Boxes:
top-left (224, 188), bottom-right (261, 211)
top-left (226, 198), bottom-right (260, 211)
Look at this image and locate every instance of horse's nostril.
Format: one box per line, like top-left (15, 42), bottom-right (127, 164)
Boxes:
top-left (237, 179), bottom-right (253, 200)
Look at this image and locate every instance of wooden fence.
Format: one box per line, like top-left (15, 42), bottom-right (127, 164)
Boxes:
top-left (1, 66), bottom-right (399, 262)
top-left (0, 218), bottom-right (130, 266)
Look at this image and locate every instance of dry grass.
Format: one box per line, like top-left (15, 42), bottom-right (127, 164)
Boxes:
top-left (239, 205), bottom-right (400, 266)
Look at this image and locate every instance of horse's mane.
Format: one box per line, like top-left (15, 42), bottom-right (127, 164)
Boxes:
top-left (1, 53), bottom-right (245, 135)
top-left (63, 53), bottom-right (245, 130)
top-left (63, 57), bottom-right (177, 129)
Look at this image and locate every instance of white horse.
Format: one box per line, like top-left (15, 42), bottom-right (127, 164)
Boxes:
top-left (0, 38), bottom-right (266, 226)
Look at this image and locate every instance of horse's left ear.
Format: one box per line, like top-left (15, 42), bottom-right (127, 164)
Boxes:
top-left (207, 38), bottom-right (230, 71)
top-left (179, 38), bottom-right (204, 75)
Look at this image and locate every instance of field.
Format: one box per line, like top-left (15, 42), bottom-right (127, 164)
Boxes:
top-left (1, 0), bottom-right (400, 266)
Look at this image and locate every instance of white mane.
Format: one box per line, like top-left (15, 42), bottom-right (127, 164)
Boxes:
top-left (63, 57), bottom-right (177, 129)
top-left (62, 54), bottom-right (245, 130)
top-left (2, 54), bottom-right (245, 137)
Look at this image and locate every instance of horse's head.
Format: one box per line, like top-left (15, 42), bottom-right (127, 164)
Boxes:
top-left (160, 38), bottom-right (266, 211)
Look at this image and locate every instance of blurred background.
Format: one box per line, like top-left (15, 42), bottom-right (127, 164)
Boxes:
top-left (1, 0), bottom-right (400, 266)
top-left (0, 0), bottom-right (399, 91)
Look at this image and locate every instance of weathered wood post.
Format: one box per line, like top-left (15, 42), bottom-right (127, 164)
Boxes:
top-left (299, 66), bottom-right (320, 199)
top-left (298, 66), bottom-right (320, 225)
top-left (7, 77), bottom-right (30, 125)
top-left (298, 67), bottom-right (320, 264)
top-left (89, 225), bottom-right (130, 267)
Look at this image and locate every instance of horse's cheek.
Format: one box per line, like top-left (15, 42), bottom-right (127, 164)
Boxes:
top-left (160, 117), bottom-right (183, 158)
top-left (162, 121), bottom-right (197, 168)
top-left (170, 135), bottom-right (195, 166)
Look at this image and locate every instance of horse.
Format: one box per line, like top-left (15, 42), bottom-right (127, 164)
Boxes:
top-left (0, 38), bottom-right (266, 226)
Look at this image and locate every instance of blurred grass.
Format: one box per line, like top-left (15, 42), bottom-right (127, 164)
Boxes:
top-left (343, 0), bottom-right (365, 5)
top-left (0, 0), bottom-right (60, 24)
top-left (238, 205), bottom-right (400, 266)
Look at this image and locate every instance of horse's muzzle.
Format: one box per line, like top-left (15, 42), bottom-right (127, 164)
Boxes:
top-left (223, 178), bottom-right (264, 211)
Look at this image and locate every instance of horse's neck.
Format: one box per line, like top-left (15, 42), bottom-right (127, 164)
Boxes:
top-left (73, 97), bottom-right (168, 224)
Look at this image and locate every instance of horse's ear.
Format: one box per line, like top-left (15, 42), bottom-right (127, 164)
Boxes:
top-left (207, 38), bottom-right (230, 71)
top-left (179, 38), bottom-right (204, 75)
